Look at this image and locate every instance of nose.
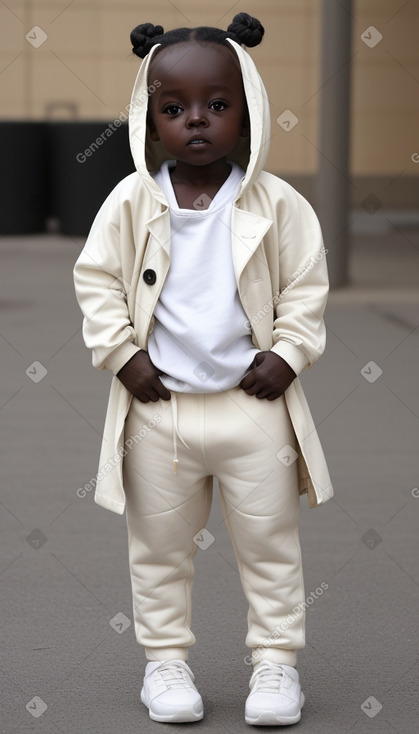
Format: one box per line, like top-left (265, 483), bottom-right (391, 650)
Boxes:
top-left (186, 105), bottom-right (208, 128)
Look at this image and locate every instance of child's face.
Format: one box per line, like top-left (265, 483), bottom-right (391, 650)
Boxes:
top-left (147, 42), bottom-right (249, 169)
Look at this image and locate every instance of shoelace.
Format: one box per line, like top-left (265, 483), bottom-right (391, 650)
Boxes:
top-left (250, 664), bottom-right (286, 693)
top-left (155, 662), bottom-right (194, 690)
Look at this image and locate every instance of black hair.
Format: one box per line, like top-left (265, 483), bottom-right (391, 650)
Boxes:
top-left (130, 12), bottom-right (264, 60)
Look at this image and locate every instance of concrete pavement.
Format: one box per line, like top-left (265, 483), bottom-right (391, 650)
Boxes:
top-left (0, 231), bottom-right (418, 733)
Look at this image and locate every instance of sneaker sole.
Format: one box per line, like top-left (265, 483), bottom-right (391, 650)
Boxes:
top-left (149, 709), bottom-right (204, 723)
top-left (141, 689), bottom-right (204, 723)
top-left (245, 692), bottom-right (305, 726)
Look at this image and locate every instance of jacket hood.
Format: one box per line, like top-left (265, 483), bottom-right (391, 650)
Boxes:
top-left (128, 39), bottom-right (271, 205)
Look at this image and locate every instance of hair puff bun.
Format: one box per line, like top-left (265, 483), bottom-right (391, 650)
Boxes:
top-left (227, 12), bottom-right (264, 48)
top-left (130, 23), bottom-right (164, 58)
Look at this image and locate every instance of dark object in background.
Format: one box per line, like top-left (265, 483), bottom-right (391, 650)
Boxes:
top-left (48, 122), bottom-right (135, 236)
top-left (0, 121), bottom-right (135, 236)
top-left (0, 121), bottom-right (49, 234)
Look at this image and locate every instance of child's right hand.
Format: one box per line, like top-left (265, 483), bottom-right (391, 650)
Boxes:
top-left (116, 351), bottom-right (171, 403)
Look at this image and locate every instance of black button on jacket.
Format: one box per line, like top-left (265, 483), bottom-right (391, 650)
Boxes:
top-left (143, 269), bottom-right (156, 285)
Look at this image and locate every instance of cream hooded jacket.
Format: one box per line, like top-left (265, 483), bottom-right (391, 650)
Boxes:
top-left (73, 40), bottom-right (333, 514)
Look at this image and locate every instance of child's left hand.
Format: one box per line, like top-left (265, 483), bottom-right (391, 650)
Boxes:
top-left (239, 351), bottom-right (296, 400)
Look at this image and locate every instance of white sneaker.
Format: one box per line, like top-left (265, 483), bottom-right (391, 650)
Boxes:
top-left (245, 661), bottom-right (305, 726)
top-left (141, 659), bottom-right (204, 723)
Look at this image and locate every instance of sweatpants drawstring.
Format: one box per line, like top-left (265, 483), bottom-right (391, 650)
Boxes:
top-left (170, 393), bottom-right (189, 474)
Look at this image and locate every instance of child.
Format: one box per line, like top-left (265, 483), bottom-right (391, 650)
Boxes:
top-left (73, 12), bottom-right (333, 726)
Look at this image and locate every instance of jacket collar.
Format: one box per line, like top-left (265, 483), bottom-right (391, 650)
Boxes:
top-left (145, 205), bottom-right (272, 280)
top-left (231, 207), bottom-right (272, 279)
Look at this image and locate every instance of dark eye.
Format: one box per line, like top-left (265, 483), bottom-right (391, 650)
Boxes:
top-left (164, 104), bottom-right (182, 115)
top-left (209, 100), bottom-right (227, 111)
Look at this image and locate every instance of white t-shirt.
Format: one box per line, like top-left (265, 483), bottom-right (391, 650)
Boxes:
top-left (148, 160), bottom-right (259, 393)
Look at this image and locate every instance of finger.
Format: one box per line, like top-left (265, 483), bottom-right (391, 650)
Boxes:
top-left (146, 390), bottom-right (161, 402)
top-left (156, 382), bottom-right (171, 400)
top-left (241, 382), bottom-right (259, 396)
top-left (253, 351), bottom-right (265, 366)
top-left (151, 374), bottom-right (170, 399)
top-left (136, 385), bottom-right (160, 402)
top-left (254, 388), bottom-right (272, 399)
top-left (240, 371), bottom-right (256, 390)
top-left (134, 394), bottom-right (150, 403)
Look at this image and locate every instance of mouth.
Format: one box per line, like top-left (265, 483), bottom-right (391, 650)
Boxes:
top-left (187, 138), bottom-right (210, 146)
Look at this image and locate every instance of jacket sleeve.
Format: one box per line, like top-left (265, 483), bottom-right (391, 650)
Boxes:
top-left (73, 180), bottom-right (142, 375)
top-left (270, 185), bottom-right (329, 375)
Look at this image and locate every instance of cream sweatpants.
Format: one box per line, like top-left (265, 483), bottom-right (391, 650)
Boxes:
top-left (123, 385), bottom-right (305, 667)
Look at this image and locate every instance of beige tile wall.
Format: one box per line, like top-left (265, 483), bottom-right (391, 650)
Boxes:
top-left (0, 0), bottom-right (418, 178)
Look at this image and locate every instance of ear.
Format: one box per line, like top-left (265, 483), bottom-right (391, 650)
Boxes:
top-left (147, 112), bottom-right (160, 142)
